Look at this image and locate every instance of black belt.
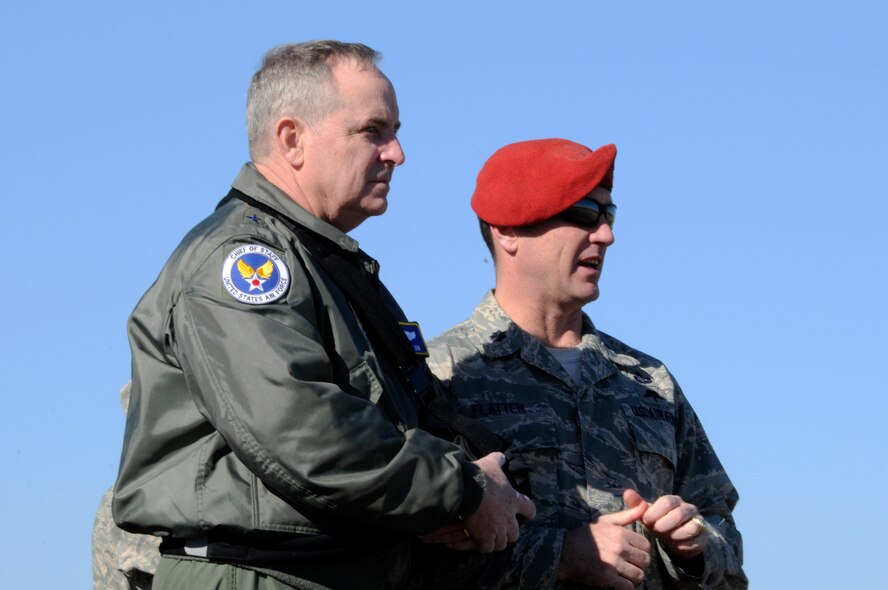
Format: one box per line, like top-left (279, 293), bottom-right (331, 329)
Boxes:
top-left (160, 533), bottom-right (348, 563)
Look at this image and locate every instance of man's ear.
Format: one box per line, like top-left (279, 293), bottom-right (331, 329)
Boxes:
top-left (274, 117), bottom-right (307, 168)
top-left (490, 225), bottom-right (520, 256)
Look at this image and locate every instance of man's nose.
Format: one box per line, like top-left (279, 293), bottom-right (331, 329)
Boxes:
top-left (591, 220), bottom-right (615, 245)
top-left (382, 136), bottom-right (406, 166)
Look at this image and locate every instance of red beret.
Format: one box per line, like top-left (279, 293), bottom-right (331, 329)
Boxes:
top-left (471, 139), bottom-right (616, 227)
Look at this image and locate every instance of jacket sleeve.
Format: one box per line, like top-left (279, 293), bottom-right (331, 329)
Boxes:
top-left (659, 383), bottom-right (748, 589)
top-left (172, 237), bottom-right (475, 534)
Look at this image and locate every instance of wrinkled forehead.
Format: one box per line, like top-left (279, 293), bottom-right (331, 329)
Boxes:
top-left (310, 65), bottom-right (397, 136)
top-left (330, 61), bottom-right (397, 103)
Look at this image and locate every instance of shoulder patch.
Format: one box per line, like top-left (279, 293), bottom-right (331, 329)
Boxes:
top-left (221, 244), bottom-right (290, 305)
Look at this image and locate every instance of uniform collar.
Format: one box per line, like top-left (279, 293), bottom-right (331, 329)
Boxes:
top-left (230, 163), bottom-right (361, 255)
top-left (468, 291), bottom-right (631, 385)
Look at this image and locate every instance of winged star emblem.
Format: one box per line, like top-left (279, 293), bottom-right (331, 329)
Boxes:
top-left (237, 258), bottom-right (275, 292)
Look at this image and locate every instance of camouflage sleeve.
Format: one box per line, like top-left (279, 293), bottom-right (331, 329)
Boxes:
top-left (661, 384), bottom-right (747, 589)
top-left (93, 488), bottom-right (161, 590)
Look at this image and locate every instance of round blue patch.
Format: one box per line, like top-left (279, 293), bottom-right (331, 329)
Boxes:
top-left (221, 244), bottom-right (290, 305)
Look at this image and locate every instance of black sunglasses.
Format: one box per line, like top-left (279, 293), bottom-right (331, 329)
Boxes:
top-left (557, 201), bottom-right (617, 229)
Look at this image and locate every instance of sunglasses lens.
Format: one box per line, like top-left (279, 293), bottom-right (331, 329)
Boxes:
top-left (560, 203), bottom-right (616, 228)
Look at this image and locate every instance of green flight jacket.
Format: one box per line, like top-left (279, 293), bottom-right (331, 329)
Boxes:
top-left (113, 164), bottom-right (480, 552)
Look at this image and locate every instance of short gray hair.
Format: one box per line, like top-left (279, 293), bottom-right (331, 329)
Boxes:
top-left (246, 40), bottom-right (381, 160)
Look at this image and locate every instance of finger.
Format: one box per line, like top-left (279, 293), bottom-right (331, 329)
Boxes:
top-left (474, 535), bottom-right (496, 553)
top-left (599, 572), bottom-right (635, 590)
top-left (641, 495), bottom-right (681, 527)
top-left (623, 488), bottom-right (647, 508)
top-left (652, 504), bottom-right (698, 535)
top-left (421, 528), bottom-right (473, 544)
top-left (627, 531), bottom-right (652, 553)
top-left (600, 501), bottom-right (648, 527)
top-left (506, 516), bottom-right (521, 544)
top-left (423, 521), bottom-right (469, 537)
top-left (624, 544), bottom-right (653, 570)
top-left (671, 516), bottom-right (707, 542)
top-left (419, 520), bottom-right (468, 543)
top-left (435, 521), bottom-right (470, 533)
top-left (516, 493), bottom-right (536, 520)
top-left (609, 544), bottom-right (651, 587)
top-left (481, 451), bottom-right (506, 468)
top-left (672, 537), bottom-right (707, 555)
top-left (445, 538), bottom-right (479, 551)
top-left (616, 558), bottom-right (648, 587)
top-left (692, 515), bottom-right (708, 537)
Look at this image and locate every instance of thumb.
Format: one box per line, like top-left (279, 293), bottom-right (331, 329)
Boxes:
top-left (475, 451), bottom-right (506, 469)
top-left (623, 488), bottom-right (646, 509)
top-left (600, 490), bottom-right (648, 526)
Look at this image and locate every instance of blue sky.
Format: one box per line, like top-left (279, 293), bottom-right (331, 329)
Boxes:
top-left (1, 1), bottom-right (886, 587)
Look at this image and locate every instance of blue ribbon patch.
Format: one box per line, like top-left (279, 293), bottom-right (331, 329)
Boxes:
top-left (399, 321), bottom-right (429, 357)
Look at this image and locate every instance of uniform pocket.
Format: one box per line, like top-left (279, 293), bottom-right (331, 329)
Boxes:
top-left (626, 413), bottom-right (677, 495)
top-left (346, 360), bottom-right (384, 405)
top-left (485, 408), bottom-right (560, 501)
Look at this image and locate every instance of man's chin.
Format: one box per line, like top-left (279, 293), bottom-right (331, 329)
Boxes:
top-left (362, 194), bottom-right (389, 217)
top-left (573, 287), bottom-right (600, 307)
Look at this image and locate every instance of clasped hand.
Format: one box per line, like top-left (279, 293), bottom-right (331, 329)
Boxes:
top-left (420, 452), bottom-right (536, 553)
top-left (559, 489), bottom-right (709, 589)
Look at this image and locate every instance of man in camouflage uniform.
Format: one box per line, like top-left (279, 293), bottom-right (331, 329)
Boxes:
top-left (92, 383), bottom-right (159, 590)
top-left (423, 139), bottom-right (746, 589)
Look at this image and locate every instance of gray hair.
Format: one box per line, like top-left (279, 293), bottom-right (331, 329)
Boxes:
top-left (246, 40), bottom-right (381, 160)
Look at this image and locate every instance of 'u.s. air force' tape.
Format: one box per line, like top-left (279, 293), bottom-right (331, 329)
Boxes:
top-left (399, 321), bottom-right (429, 357)
top-left (221, 244), bottom-right (290, 305)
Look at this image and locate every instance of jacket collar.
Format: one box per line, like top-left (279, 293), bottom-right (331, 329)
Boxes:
top-left (230, 163), bottom-right (361, 255)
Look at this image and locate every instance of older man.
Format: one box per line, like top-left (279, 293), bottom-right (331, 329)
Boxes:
top-left (113, 41), bottom-right (533, 590)
top-left (424, 139), bottom-right (746, 589)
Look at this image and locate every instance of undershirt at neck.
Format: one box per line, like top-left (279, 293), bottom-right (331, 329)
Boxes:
top-left (546, 346), bottom-right (582, 385)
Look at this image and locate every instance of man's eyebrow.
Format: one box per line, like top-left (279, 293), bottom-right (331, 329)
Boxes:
top-left (365, 115), bottom-right (400, 132)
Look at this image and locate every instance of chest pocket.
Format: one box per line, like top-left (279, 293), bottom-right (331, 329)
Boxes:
top-left (625, 410), bottom-right (678, 497)
top-left (471, 402), bottom-right (561, 515)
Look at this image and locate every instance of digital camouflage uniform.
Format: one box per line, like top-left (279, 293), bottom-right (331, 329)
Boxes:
top-left (93, 489), bottom-right (160, 590)
top-left (425, 292), bottom-right (747, 590)
top-left (93, 383), bottom-right (160, 590)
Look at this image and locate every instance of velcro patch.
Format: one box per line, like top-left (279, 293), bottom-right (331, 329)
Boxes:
top-left (399, 321), bottom-right (429, 357)
top-left (221, 244), bottom-right (290, 305)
